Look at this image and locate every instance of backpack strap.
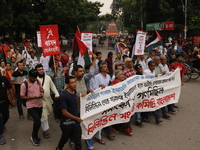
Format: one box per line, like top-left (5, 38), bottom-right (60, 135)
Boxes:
top-left (24, 80), bottom-right (28, 96)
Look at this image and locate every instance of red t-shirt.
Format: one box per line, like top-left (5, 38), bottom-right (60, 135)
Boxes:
top-left (169, 62), bottom-right (186, 74)
top-left (61, 55), bottom-right (69, 67)
top-left (112, 80), bottom-right (119, 85)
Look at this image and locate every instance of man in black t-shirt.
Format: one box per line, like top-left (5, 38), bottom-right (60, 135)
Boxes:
top-left (56, 76), bottom-right (83, 150)
top-left (0, 74), bottom-right (15, 145)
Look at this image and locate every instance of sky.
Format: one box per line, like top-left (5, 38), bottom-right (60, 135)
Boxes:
top-left (89, 0), bottom-right (112, 15)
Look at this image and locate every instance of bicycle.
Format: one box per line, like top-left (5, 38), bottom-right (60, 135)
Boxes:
top-left (183, 63), bottom-right (200, 82)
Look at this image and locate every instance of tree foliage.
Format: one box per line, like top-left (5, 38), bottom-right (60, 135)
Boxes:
top-left (111, 0), bottom-right (200, 35)
top-left (0, 0), bottom-right (103, 42)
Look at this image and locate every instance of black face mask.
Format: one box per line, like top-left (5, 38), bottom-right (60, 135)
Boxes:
top-left (38, 73), bottom-right (44, 78)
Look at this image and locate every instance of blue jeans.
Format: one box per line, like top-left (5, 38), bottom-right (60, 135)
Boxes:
top-left (70, 138), bottom-right (94, 149)
top-left (135, 112), bottom-right (141, 122)
top-left (0, 106), bottom-right (9, 136)
top-left (152, 106), bottom-right (167, 120)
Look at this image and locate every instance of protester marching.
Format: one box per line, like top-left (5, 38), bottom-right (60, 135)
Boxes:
top-left (0, 25), bottom-right (199, 150)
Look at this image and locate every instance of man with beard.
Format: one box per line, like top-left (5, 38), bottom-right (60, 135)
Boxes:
top-left (35, 64), bottom-right (59, 139)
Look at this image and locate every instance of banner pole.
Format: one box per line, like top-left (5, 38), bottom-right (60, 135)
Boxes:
top-left (53, 55), bottom-right (56, 73)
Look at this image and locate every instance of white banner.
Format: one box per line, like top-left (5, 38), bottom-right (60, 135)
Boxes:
top-left (80, 69), bottom-right (181, 139)
top-left (131, 30), bottom-right (147, 57)
top-left (36, 31), bottom-right (42, 48)
top-left (81, 32), bottom-right (93, 54)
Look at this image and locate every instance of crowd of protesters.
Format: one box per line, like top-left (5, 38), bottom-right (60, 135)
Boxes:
top-left (0, 38), bottom-right (199, 150)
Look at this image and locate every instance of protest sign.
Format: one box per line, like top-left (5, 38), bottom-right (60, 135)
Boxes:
top-left (80, 69), bottom-right (181, 139)
top-left (36, 31), bottom-right (42, 48)
top-left (40, 25), bottom-right (61, 56)
top-left (134, 30), bottom-right (147, 56)
top-left (81, 31), bottom-right (93, 56)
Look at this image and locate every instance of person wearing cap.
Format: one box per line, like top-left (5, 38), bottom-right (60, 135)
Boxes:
top-left (123, 57), bottom-right (136, 79)
top-left (20, 69), bottom-right (44, 146)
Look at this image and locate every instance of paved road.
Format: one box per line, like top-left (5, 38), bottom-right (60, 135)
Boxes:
top-left (2, 42), bottom-right (200, 150)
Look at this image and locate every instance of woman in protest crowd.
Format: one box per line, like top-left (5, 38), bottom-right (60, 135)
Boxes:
top-left (111, 70), bottom-right (133, 136)
top-left (0, 37), bottom-right (198, 147)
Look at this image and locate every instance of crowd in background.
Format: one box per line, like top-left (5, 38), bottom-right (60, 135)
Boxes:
top-left (0, 38), bottom-right (200, 149)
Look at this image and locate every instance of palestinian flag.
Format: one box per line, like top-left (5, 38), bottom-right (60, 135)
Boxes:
top-left (146, 30), bottom-right (162, 51)
top-left (72, 27), bottom-right (90, 67)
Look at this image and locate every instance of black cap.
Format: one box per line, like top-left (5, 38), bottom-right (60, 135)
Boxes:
top-left (29, 69), bottom-right (38, 78)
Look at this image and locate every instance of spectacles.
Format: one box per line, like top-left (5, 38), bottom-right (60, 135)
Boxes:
top-left (37, 69), bottom-right (44, 71)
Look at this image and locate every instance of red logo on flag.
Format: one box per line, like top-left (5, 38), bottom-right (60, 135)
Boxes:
top-left (40, 25), bottom-right (61, 56)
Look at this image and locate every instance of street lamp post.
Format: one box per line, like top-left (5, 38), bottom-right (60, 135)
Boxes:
top-left (183, 0), bottom-right (187, 39)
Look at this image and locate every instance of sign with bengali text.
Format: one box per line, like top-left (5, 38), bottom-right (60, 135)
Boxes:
top-left (80, 69), bottom-right (181, 139)
top-left (40, 24), bottom-right (61, 56)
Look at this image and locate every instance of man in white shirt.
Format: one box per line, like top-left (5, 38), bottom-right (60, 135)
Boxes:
top-left (143, 61), bottom-right (156, 76)
top-left (92, 61), bottom-right (115, 141)
top-left (143, 61), bottom-right (170, 123)
top-left (40, 54), bottom-right (50, 74)
top-left (135, 55), bottom-right (147, 70)
top-left (159, 55), bottom-right (169, 72)
top-left (146, 50), bottom-right (156, 67)
top-left (26, 51), bottom-right (38, 69)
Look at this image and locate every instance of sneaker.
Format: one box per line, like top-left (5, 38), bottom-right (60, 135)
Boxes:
top-left (36, 137), bottom-right (41, 143)
top-left (30, 137), bottom-right (40, 146)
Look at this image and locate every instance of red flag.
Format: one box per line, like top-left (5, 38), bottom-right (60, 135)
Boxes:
top-left (72, 28), bottom-right (81, 51)
top-left (40, 24), bottom-right (61, 56)
top-left (75, 34), bottom-right (88, 57)
top-left (3, 44), bottom-right (8, 58)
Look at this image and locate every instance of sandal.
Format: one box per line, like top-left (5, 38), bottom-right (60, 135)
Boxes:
top-left (106, 133), bottom-right (115, 140)
top-left (27, 116), bottom-right (34, 121)
top-left (135, 121), bottom-right (144, 126)
top-left (0, 137), bottom-right (6, 145)
top-left (19, 115), bottom-right (25, 121)
top-left (111, 127), bottom-right (119, 133)
top-left (123, 132), bottom-right (133, 136)
top-left (43, 131), bottom-right (50, 139)
top-left (143, 118), bottom-right (151, 123)
top-left (94, 137), bottom-right (106, 145)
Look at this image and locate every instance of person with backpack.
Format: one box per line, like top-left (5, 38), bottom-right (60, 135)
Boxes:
top-left (20, 69), bottom-right (44, 146)
top-left (35, 64), bottom-right (59, 139)
top-left (56, 76), bottom-right (83, 150)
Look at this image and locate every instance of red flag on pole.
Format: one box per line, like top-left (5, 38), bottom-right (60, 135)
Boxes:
top-left (40, 24), bottom-right (61, 56)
